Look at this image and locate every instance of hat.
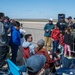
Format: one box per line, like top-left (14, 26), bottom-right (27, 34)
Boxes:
top-left (67, 16), bottom-right (72, 20)
top-left (27, 54), bottom-right (46, 73)
top-left (49, 18), bottom-right (53, 21)
top-left (60, 16), bottom-right (65, 19)
top-left (37, 39), bottom-right (44, 46)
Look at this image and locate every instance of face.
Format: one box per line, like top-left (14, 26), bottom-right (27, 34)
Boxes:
top-left (60, 33), bottom-right (62, 37)
top-left (49, 21), bottom-right (53, 24)
top-left (68, 19), bottom-right (72, 22)
top-left (27, 36), bottom-right (33, 42)
top-left (61, 18), bottom-right (65, 21)
top-left (1, 16), bottom-right (4, 21)
top-left (15, 26), bottom-right (20, 30)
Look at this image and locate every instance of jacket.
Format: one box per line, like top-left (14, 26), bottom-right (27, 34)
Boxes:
top-left (35, 47), bottom-right (52, 68)
top-left (51, 29), bottom-right (60, 40)
top-left (0, 21), bottom-right (9, 46)
top-left (10, 27), bottom-right (21, 46)
top-left (22, 41), bottom-right (35, 55)
top-left (64, 33), bottom-right (73, 45)
top-left (57, 21), bottom-right (67, 31)
top-left (44, 23), bottom-right (54, 37)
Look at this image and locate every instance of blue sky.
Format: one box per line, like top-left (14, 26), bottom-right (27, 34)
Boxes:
top-left (0, 0), bottom-right (75, 19)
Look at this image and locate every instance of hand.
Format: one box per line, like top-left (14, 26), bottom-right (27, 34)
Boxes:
top-left (51, 38), bottom-right (54, 41)
top-left (51, 29), bottom-right (53, 31)
top-left (46, 30), bottom-right (49, 32)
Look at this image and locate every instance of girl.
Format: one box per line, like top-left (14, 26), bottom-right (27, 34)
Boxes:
top-left (64, 28), bottom-right (73, 57)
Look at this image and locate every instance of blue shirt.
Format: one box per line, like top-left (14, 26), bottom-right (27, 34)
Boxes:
top-left (10, 27), bottom-right (21, 46)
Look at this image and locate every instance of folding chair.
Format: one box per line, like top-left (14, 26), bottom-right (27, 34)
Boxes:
top-left (6, 59), bottom-right (26, 75)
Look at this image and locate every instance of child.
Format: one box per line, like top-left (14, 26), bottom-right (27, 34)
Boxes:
top-left (64, 28), bottom-right (73, 57)
top-left (51, 25), bottom-right (60, 53)
top-left (10, 21), bottom-right (21, 64)
top-left (58, 32), bottom-right (64, 56)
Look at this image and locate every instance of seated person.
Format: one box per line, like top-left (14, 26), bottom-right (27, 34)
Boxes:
top-left (20, 54), bottom-right (46, 75)
top-left (35, 39), bottom-right (60, 74)
top-left (22, 34), bottom-right (35, 55)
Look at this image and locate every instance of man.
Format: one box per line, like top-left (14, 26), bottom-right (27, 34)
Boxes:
top-left (20, 54), bottom-right (46, 75)
top-left (22, 34), bottom-right (35, 55)
top-left (67, 16), bottom-right (73, 31)
top-left (44, 18), bottom-right (54, 51)
top-left (0, 12), bottom-right (9, 68)
top-left (4, 16), bottom-right (10, 32)
top-left (57, 16), bottom-right (67, 34)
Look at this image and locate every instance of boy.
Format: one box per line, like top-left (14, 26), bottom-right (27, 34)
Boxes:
top-left (10, 21), bottom-right (21, 64)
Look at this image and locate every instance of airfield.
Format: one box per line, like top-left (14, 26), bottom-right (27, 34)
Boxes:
top-left (19, 21), bottom-right (56, 45)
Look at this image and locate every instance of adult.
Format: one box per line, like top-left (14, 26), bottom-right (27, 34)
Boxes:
top-left (67, 16), bottom-right (73, 31)
top-left (20, 54), bottom-right (46, 75)
top-left (57, 16), bottom-right (67, 34)
top-left (44, 18), bottom-right (54, 51)
top-left (0, 12), bottom-right (9, 68)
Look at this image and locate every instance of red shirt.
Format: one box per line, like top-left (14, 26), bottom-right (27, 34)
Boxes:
top-left (51, 29), bottom-right (60, 40)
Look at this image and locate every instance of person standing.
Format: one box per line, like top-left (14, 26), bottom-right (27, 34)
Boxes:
top-left (44, 18), bottom-right (54, 51)
top-left (0, 12), bottom-right (9, 68)
top-left (64, 28), bottom-right (73, 57)
top-left (10, 21), bottom-right (21, 64)
top-left (51, 25), bottom-right (60, 53)
top-left (57, 16), bottom-right (67, 34)
top-left (67, 16), bottom-right (73, 31)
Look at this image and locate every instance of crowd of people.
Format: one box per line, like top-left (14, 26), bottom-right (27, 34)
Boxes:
top-left (0, 12), bottom-right (75, 75)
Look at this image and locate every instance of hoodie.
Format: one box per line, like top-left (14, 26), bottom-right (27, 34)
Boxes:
top-left (10, 27), bottom-right (21, 46)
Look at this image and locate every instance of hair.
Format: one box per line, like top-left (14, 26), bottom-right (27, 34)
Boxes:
top-left (66, 28), bottom-right (71, 34)
top-left (60, 32), bottom-right (64, 35)
top-left (20, 33), bottom-right (23, 38)
top-left (14, 21), bottom-right (20, 27)
top-left (4, 16), bottom-right (10, 21)
top-left (25, 34), bottom-right (32, 41)
top-left (0, 12), bottom-right (4, 19)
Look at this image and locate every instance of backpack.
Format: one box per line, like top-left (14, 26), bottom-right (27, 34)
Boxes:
top-left (23, 47), bottom-right (30, 58)
top-left (0, 22), bottom-right (9, 45)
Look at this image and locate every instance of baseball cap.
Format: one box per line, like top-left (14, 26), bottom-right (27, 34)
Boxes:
top-left (67, 16), bottom-right (72, 20)
top-left (49, 18), bottom-right (53, 21)
top-left (37, 39), bottom-right (44, 46)
top-left (27, 54), bottom-right (46, 73)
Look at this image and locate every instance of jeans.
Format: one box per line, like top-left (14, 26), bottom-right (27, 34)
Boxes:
top-left (11, 44), bottom-right (18, 65)
top-left (53, 40), bottom-right (58, 53)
